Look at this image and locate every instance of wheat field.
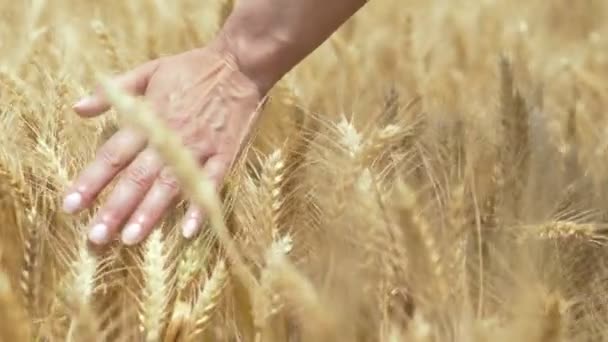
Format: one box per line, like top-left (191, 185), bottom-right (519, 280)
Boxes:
top-left (1, 0), bottom-right (608, 341)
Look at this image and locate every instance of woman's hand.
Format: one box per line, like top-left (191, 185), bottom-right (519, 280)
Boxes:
top-left (63, 0), bottom-right (367, 247)
top-left (62, 40), bottom-right (264, 246)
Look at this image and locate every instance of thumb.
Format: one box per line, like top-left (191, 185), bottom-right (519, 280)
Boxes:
top-left (72, 59), bottom-right (160, 117)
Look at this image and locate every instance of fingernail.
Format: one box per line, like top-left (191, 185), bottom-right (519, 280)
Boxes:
top-left (122, 223), bottom-right (142, 245)
top-left (62, 192), bottom-right (82, 214)
top-left (182, 218), bottom-right (199, 239)
top-left (89, 223), bottom-right (109, 245)
top-left (72, 97), bottom-right (95, 110)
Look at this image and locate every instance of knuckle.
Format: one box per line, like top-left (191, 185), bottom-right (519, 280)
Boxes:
top-left (207, 158), bottom-right (230, 181)
top-left (125, 163), bottom-right (155, 189)
top-left (157, 170), bottom-right (180, 193)
top-left (97, 146), bottom-right (124, 169)
top-left (194, 144), bottom-right (216, 163)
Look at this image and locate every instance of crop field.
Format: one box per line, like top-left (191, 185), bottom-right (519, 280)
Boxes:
top-left (0, 0), bottom-right (608, 341)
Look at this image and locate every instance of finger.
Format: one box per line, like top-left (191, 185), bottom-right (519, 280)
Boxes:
top-left (180, 154), bottom-right (230, 239)
top-left (72, 60), bottom-right (160, 117)
top-left (62, 129), bottom-right (147, 214)
top-left (87, 148), bottom-right (164, 245)
top-left (120, 167), bottom-right (182, 246)
top-left (181, 206), bottom-right (204, 240)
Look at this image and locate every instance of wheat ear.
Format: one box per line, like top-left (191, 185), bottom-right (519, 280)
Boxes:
top-left (91, 19), bottom-right (122, 72)
top-left (186, 259), bottom-right (228, 340)
top-left (518, 221), bottom-right (608, 245)
top-left (140, 229), bottom-right (171, 342)
top-left (0, 268), bottom-right (31, 341)
top-left (175, 233), bottom-right (212, 300)
top-left (0, 158), bottom-right (41, 319)
top-left (260, 149), bottom-right (288, 240)
top-left (499, 57), bottom-right (530, 219)
top-left (394, 181), bottom-right (447, 299)
top-left (52, 78), bottom-right (69, 143)
top-left (66, 236), bottom-right (99, 303)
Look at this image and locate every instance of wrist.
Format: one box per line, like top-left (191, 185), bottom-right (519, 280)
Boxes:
top-left (213, 6), bottom-right (299, 95)
top-left (211, 0), bottom-right (367, 95)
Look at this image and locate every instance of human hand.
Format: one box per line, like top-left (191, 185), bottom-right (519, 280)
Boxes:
top-left (62, 41), bottom-right (264, 246)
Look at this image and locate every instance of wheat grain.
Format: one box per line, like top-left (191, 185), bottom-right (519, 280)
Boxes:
top-left (175, 233), bottom-right (212, 299)
top-left (518, 221), bottom-right (608, 244)
top-left (187, 259), bottom-right (228, 340)
top-left (260, 148), bottom-right (288, 240)
top-left (91, 19), bottom-right (122, 72)
top-left (0, 267), bottom-right (30, 341)
top-left (140, 229), bottom-right (171, 342)
top-left (393, 181), bottom-right (447, 300)
top-left (66, 236), bottom-right (98, 302)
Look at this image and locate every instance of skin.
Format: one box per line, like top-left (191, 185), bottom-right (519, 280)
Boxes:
top-left (63, 0), bottom-right (368, 246)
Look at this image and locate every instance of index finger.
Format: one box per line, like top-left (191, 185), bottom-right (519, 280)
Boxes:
top-left (62, 128), bottom-right (147, 214)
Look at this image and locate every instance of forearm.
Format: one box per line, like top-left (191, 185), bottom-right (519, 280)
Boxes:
top-left (218, 0), bottom-right (368, 93)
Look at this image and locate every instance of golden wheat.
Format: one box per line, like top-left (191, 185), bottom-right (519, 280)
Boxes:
top-left (1, 0), bottom-right (608, 341)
